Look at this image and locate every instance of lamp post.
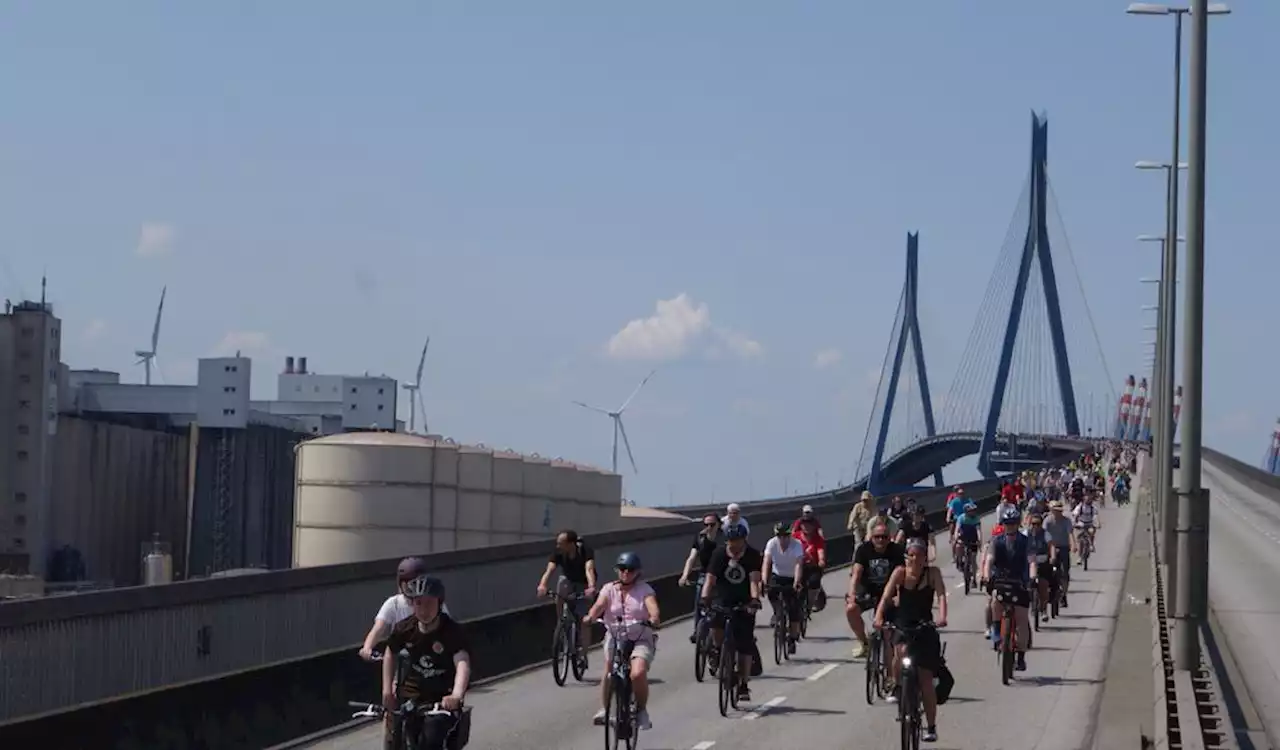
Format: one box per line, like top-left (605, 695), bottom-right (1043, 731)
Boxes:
top-left (1130, 0), bottom-right (1229, 672)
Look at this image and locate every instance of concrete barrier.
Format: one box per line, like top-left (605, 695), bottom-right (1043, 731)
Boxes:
top-left (0, 484), bottom-right (1011, 750)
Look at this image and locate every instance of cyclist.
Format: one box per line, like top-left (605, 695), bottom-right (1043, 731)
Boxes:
top-left (791, 504), bottom-right (822, 535)
top-left (679, 513), bottom-right (723, 643)
top-left (847, 491), bottom-right (878, 546)
top-left (875, 537), bottom-right (948, 743)
top-left (536, 530), bottom-right (597, 667)
top-left (1024, 512), bottom-right (1052, 622)
top-left (793, 511), bottom-right (828, 612)
top-left (994, 489), bottom-right (1019, 525)
top-left (762, 522), bottom-right (804, 655)
top-left (846, 520), bottom-right (904, 659)
top-left (722, 503), bottom-right (750, 536)
top-left (945, 488), bottom-right (968, 550)
top-left (952, 501), bottom-right (982, 578)
top-left (896, 503), bottom-right (936, 562)
top-left (1072, 494), bottom-right (1101, 552)
top-left (701, 524), bottom-right (763, 703)
top-left (381, 575), bottom-right (471, 750)
top-left (361, 557), bottom-right (453, 661)
top-left (1043, 500), bottom-right (1074, 606)
top-left (982, 508), bottom-right (1036, 672)
top-left (586, 552), bottom-right (660, 730)
top-left (887, 495), bottom-right (908, 524)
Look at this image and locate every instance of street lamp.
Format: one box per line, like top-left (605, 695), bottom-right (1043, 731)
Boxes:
top-left (1135, 161), bottom-right (1189, 170)
top-left (1129, 0), bottom-right (1229, 672)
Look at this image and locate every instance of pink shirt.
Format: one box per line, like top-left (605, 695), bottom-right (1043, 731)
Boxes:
top-left (601, 580), bottom-right (656, 645)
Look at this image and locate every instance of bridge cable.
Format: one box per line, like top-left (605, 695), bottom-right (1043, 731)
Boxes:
top-left (855, 284), bottom-right (907, 481)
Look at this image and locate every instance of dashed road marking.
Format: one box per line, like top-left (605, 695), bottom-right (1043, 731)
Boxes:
top-left (807, 663), bottom-right (839, 681)
top-left (743, 695), bottom-right (786, 720)
top-left (691, 743), bottom-right (716, 750)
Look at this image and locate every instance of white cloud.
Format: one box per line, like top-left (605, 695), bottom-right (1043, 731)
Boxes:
top-left (211, 330), bottom-right (275, 358)
top-left (136, 222), bottom-right (176, 257)
top-left (813, 347), bottom-right (842, 370)
top-left (82, 319), bottom-right (107, 341)
top-left (606, 293), bottom-right (763, 362)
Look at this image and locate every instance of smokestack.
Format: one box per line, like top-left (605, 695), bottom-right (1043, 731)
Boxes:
top-left (285, 356), bottom-right (295, 374)
top-left (298, 356), bottom-right (308, 375)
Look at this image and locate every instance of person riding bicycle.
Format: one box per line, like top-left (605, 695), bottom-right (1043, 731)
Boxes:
top-left (586, 552), bottom-right (660, 730)
top-left (887, 495), bottom-right (908, 524)
top-left (701, 524), bottom-right (763, 703)
top-left (846, 520), bottom-right (904, 659)
top-left (945, 488), bottom-right (968, 544)
top-left (679, 514), bottom-right (723, 643)
top-left (381, 575), bottom-right (471, 750)
top-left (536, 530), bottom-right (597, 668)
top-left (1024, 512), bottom-right (1053, 622)
top-left (876, 537), bottom-right (949, 744)
top-left (1071, 494), bottom-right (1101, 550)
top-left (361, 557), bottom-right (454, 662)
top-left (952, 501), bottom-right (982, 576)
top-left (896, 503), bottom-right (936, 562)
top-left (762, 522), bottom-right (805, 655)
top-left (982, 508), bottom-right (1036, 672)
top-left (793, 511), bottom-right (828, 612)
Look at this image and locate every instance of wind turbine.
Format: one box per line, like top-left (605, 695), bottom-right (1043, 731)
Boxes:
top-left (401, 337), bottom-right (429, 433)
top-left (572, 369), bottom-right (655, 475)
top-left (134, 286), bottom-right (166, 385)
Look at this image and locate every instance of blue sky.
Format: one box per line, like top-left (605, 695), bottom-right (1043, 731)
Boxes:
top-left (2, 3), bottom-right (1275, 504)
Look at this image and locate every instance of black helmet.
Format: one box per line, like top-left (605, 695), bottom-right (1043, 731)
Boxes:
top-left (616, 551), bottom-right (642, 570)
top-left (725, 524), bottom-right (749, 541)
top-left (773, 522), bottom-right (791, 536)
top-left (397, 557), bottom-right (428, 581)
top-left (403, 574), bottom-right (445, 600)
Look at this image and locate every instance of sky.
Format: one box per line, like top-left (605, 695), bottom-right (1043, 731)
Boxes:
top-left (2, 2), bottom-right (1276, 505)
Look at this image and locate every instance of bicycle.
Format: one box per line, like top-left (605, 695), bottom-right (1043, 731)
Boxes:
top-left (681, 576), bottom-right (713, 683)
top-left (992, 581), bottom-right (1025, 685)
top-left (956, 540), bottom-right (978, 595)
top-left (708, 601), bottom-right (756, 717)
top-left (597, 617), bottom-right (654, 750)
top-left (897, 622), bottom-right (944, 750)
top-left (768, 583), bottom-right (797, 665)
top-left (1076, 527), bottom-right (1094, 571)
top-left (865, 621), bottom-right (895, 705)
top-left (547, 592), bottom-right (589, 686)
top-left (350, 643), bottom-right (471, 750)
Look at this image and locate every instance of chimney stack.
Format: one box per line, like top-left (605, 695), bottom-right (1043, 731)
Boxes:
top-left (285, 356), bottom-right (295, 374)
top-left (298, 356), bottom-right (308, 375)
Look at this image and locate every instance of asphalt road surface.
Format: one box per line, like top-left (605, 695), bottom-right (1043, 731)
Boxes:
top-left (1203, 461), bottom-right (1280, 748)
top-left (307, 500), bottom-right (1136, 750)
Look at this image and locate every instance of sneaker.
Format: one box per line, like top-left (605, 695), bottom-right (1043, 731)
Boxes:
top-left (592, 709), bottom-right (607, 726)
top-left (1016, 653), bottom-right (1028, 672)
top-left (636, 709), bottom-right (652, 730)
top-left (689, 633), bottom-right (698, 644)
top-left (736, 684), bottom-right (751, 702)
top-left (853, 642), bottom-right (868, 659)
top-left (923, 727), bottom-right (938, 742)
top-left (788, 639), bottom-right (797, 656)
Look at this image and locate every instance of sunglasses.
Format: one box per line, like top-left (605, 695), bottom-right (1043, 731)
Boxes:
top-left (616, 566), bottom-right (636, 573)
top-left (871, 534), bottom-right (889, 540)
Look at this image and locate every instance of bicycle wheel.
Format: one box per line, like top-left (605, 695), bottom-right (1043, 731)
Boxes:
top-left (570, 620), bottom-right (588, 682)
top-left (899, 670), bottom-right (918, 750)
top-left (773, 614), bottom-right (786, 666)
top-left (1032, 589), bottom-right (1041, 632)
top-left (1000, 613), bottom-right (1015, 685)
top-left (694, 626), bottom-right (708, 683)
top-left (864, 632), bottom-right (879, 705)
top-left (551, 617), bottom-right (570, 687)
top-left (799, 601), bottom-right (810, 639)
top-left (718, 635), bottom-right (734, 717)
top-left (610, 676), bottom-right (634, 750)
top-left (962, 556), bottom-right (971, 596)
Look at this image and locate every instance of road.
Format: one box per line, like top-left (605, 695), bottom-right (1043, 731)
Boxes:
top-left (306, 500), bottom-right (1137, 750)
top-left (1202, 461), bottom-right (1280, 748)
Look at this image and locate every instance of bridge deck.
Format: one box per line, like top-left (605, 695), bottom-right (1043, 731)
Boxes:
top-left (305, 502), bottom-right (1136, 750)
top-left (1203, 461), bottom-right (1280, 748)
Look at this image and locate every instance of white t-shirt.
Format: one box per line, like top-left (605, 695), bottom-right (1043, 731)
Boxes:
top-left (1072, 503), bottom-right (1098, 527)
top-left (376, 594), bottom-right (452, 625)
top-left (764, 536), bottom-right (805, 578)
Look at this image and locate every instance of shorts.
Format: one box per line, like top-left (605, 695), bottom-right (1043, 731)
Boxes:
top-left (853, 590), bottom-right (896, 623)
top-left (896, 622), bottom-right (943, 674)
top-left (992, 580), bottom-right (1031, 608)
top-left (767, 576), bottom-right (804, 621)
top-left (710, 605), bottom-right (757, 656)
top-left (604, 634), bottom-right (656, 666)
top-left (801, 563), bottom-right (824, 590)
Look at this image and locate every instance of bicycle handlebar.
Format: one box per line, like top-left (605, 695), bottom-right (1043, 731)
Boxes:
top-left (348, 700), bottom-right (460, 719)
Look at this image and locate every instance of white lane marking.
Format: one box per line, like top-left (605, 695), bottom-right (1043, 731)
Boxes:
top-left (743, 695), bottom-right (786, 720)
top-left (691, 743), bottom-right (716, 750)
top-left (807, 663), bottom-right (839, 681)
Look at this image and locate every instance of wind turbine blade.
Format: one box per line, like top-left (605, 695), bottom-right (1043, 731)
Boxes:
top-left (415, 337), bottom-right (429, 386)
top-left (151, 286), bottom-right (167, 352)
top-left (418, 392), bottom-right (429, 435)
top-left (618, 368), bottom-right (657, 413)
top-left (617, 417), bottom-right (638, 474)
top-left (572, 400), bottom-right (611, 415)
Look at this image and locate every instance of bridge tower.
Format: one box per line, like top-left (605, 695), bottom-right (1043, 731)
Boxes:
top-left (867, 232), bottom-right (944, 496)
top-left (977, 113), bottom-right (1080, 477)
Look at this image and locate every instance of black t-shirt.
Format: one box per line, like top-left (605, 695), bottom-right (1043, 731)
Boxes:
top-left (691, 529), bottom-right (721, 571)
top-left (853, 540), bottom-right (905, 595)
top-left (899, 518), bottom-right (932, 542)
top-left (887, 506), bottom-right (907, 523)
top-left (707, 545), bottom-right (763, 604)
top-left (385, 614), bottom-right (471, 702)
top-left (549, 541), bottom-right (595, 584)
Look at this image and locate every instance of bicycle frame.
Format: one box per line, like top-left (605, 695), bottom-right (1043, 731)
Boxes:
top-left (598, 618), bottom-right (653, 750)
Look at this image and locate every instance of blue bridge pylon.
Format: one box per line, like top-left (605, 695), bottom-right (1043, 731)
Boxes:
top-left (976, 112), bottom-right (1080, 477)
top-left (865, 232), bottom-right (944, 497)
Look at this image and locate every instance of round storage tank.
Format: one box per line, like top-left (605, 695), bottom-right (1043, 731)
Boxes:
top-left (293, 432), bottom-right (438, 567)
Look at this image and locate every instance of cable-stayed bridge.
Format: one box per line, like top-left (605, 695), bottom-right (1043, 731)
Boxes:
top-left (852, 112), bottom-right (1113, 496)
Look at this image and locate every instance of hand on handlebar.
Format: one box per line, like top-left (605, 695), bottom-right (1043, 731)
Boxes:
top-left (440, 695), bottom-right (464, 711)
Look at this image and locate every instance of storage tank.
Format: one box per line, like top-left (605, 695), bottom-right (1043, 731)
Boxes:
top-left (140, 534), bottom-right (173, 586)
top-left (456, 444), bottom-right (496, 549)
top-left (430, 439), bottom-right (460, 552)
top-left (491, 449), bottom-right (525, 544)
top-left (293, 432), bottom-right (436, 567)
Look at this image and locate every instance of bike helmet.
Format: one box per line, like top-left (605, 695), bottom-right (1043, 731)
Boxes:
top-left (397, 557), bottom-right (428, 582)
top-left (963, 501), bottom-right (978, 512)
top-left (403, 574), bottom-right (445, 600)
top-left (725, 524), bottom-right (749, 541)
top-left (1000, 507), bottom-right (1022, 526)
top-left (773, 522), bottom-right (791, 535)
top-left (615, 551), bottom-right (642, 570)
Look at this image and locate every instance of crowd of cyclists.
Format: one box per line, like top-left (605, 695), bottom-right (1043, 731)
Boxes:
top-left (354, 441), bottom-right (1140, 749)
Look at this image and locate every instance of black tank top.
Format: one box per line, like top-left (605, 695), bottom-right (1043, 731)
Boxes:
top-left (896, 567), bottom-right (935, 625)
